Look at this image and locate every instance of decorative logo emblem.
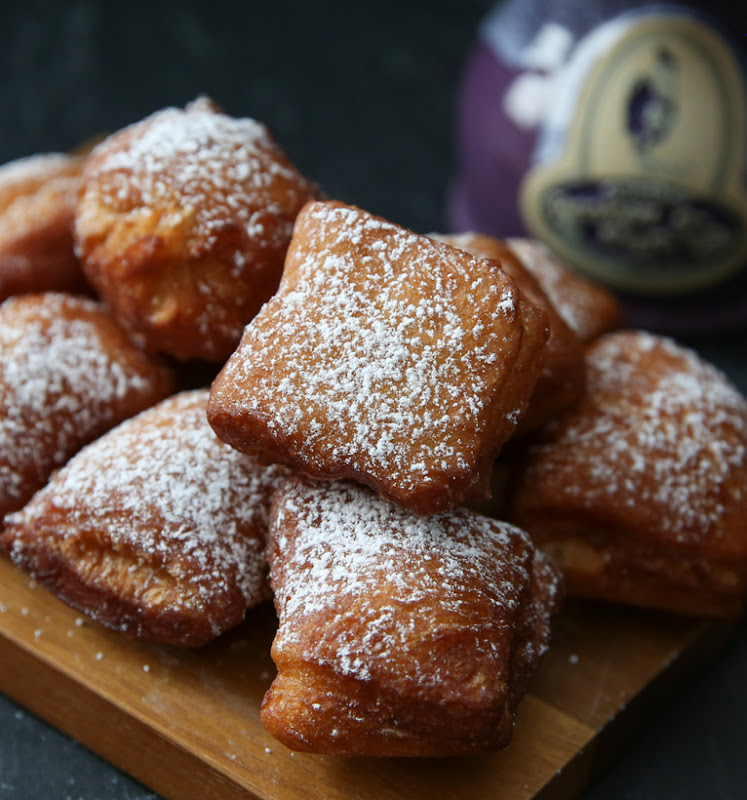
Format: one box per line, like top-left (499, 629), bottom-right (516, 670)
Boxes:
top-left (520, 13), bottom-right (747, 293)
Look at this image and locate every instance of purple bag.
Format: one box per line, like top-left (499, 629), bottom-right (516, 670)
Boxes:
top-left (448, 0), bottom-right (747, 331)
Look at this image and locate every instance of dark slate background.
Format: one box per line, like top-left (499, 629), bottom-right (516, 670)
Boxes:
top-left (1, 1), bottom-right (745, 798)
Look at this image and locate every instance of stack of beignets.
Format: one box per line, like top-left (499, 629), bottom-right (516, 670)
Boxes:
top-left (261, 475), bottom-right (563, 757)
top-left (0, 292), bottom-right (173, 522)
top-left (0, 153), bottom-right (88, 302)
top-left (9, 95), bottom-right (747, 765)
top-left (0, 103), bottom-right (568, 762)
top-left (208, 200), bottom-right (550, 515)
top-left (507, 330), bottom-right (747, 618)
top-left (203, 199), bottom-right (571, 757)
top-left (74, 96), bottom-right (320, 362)
top-left (2, 390), bottom-right (289, 646)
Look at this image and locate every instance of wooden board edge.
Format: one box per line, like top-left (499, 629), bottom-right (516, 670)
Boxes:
top-left (533, 616), bottom-right (739, 800)
top-left (0, 629), bottom-right (259, 800)
top-left (1, 567), bottom-right (739, 800)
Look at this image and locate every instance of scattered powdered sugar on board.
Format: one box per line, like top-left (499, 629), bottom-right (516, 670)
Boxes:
top-left (0, 293), bottom-right (166, 514)
top-left (268, 478), bottom-right (560, 689)
top-left (217, 202), bottom-right (529, 492)
top-left (6, 390), bottom-right (288, 623)
top-left (525, 330), bottom-right (747, 541)
top-left (77, 97), bottom-right (312, 262)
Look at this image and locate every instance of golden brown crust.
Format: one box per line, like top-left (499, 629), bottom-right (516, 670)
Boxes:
top-left (507, 238), bottom-right (621, 343)
top-left (208, 201), bottom-right (549, 515)
top-left (74, 97), bottom-right (319, 362)
top-left (260, 476), bottom-right (563, 756)
top-left (537, 528), bottom-right (745, 618)
top-left (507, 330), bottom-right (747, 617)
top-left (436, 232), bottom-right (585, 434)
top-left (0, 292), bottom-right (173, 520)
top-left (0, 153), bottom-right (89, 302)
top-left (1, 390), bottom-right (289, 646)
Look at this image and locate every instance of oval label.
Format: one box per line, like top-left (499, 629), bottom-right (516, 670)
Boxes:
top-left (520, 12), bottom-right (747, 294)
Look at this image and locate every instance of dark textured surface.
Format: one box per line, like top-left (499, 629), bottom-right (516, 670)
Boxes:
top-left (0, 0), bottom-right (491, 236)
top-left (1, 2), bottom-right (746, 798)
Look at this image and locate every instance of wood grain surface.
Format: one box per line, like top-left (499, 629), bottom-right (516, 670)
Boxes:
top-left (0, 554), bottom-right (736, 800)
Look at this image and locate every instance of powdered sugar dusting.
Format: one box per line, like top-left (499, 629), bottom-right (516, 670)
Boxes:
top-left (0, 293), bottom-right (169, 516)
top-left (507, 237), bottom-right (619, 340)
top-left (268, 478), bottom-right (558, 687)
top-left (525, 331), bottom-right (747, 541)
top-left (6, 390), bottom-right (287, 615)
top-left (77, 98), bottom-right (312, 262)
top-left (216, 202), bottom-right (528, 494)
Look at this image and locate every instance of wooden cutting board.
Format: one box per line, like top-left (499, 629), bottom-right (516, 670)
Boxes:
top-left (0, 554), bottom-right (736, 800)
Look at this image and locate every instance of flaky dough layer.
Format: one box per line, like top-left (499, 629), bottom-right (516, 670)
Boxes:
top-left (261, 476), bottom-right (563, 756)
top-left (2, 390), bottom-right (289, 646)
top-left (0, 152), bottom-right (88, 302)
top-left (75, 97), bottom-right (319, 361)
top-left (508, 330), bottom-right (747, 617)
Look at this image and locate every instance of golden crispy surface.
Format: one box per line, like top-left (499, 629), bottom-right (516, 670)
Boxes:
top-left (261, 476), bottom-right (563, 756)
top-left (436, 232), bottom-right (585, 434)
top-left (1, 390), bottom-right (289, 646)
top-left (508, 330), bottom-right (747, 617)
top-left (507, 238), bottom-right (621, 343)
top-left (74, 97), bottom-right (319, 362)
top-left (208, 201), bottom-right (549, 514)
top-left (0, 153), bottom-right (88, 302)
top-left (0, 292), bottom-right (173, 520)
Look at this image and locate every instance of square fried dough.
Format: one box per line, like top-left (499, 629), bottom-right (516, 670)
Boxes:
top-left (261, 475), bottom-right (563, 756)
top-left (507, 330), bottom-right (747, 617)
top-left (208, 201), bottom-right (548, 514)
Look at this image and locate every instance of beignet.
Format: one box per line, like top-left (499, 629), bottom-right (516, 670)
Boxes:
top-left (74, 97), bottom-right (319, 362)
top-left (0, 292), bottom-right (173, 521)
top-left (261, 476), bottom-right (563, 757)
top-left (507, 238), bottom-right (621, 343)
top-left (507, 330), bottom-right (747, 617)
top-left (0, 153), bottom-right (88, 302)
top-left (2, 390), bottom-right (289, 646)
top-left (436, 232), bottom-right (584, 434)
top-left (208, 200), bottom-right (549, 515)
